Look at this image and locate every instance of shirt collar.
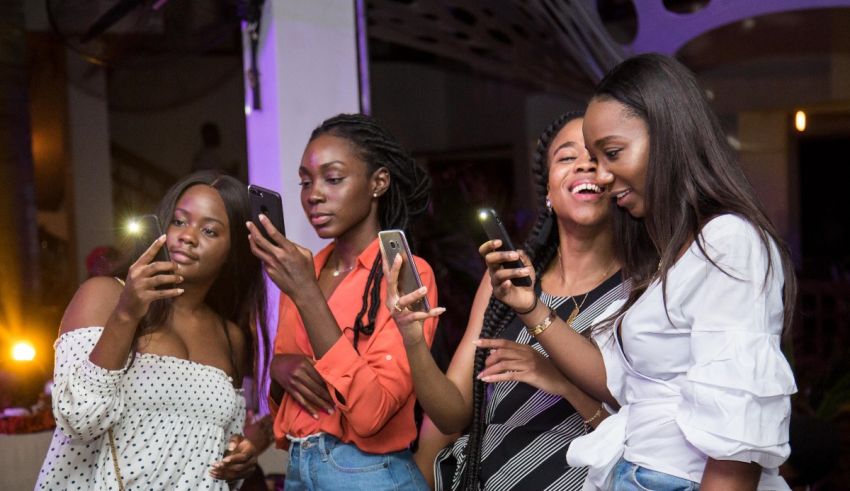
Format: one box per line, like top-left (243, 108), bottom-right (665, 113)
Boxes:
top-left (314, 237), bottom-right (381, 276)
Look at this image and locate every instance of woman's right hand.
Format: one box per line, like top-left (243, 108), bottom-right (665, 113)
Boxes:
top-left (479, 240), bottom-right (537, 314)
top-left (114, 235), bottom-right (183, 322)
top-left (270, 354), bottom-right (334, 419)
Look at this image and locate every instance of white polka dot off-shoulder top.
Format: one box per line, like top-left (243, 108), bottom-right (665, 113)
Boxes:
top-left (36, 327), bottom-right (246, 490)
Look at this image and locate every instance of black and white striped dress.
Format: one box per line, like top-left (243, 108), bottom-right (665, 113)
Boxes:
top-left (435, 273), bottom-right (627, 491)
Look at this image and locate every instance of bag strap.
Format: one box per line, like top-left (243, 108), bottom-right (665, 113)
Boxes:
top-left (107, 428), bottom-right (126, 491)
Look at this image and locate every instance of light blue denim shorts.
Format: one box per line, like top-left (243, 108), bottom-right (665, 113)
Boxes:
top-left (285, 433), bottom-right (428, 490)
top-left (612, 458), bottom-right (700, 491)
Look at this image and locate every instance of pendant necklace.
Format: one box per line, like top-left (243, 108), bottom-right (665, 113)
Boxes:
top-left (558, 249), bottom-right (617, 329)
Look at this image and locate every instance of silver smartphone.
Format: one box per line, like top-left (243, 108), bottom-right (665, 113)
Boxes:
top-left (378, 229), bottom-right (431, 312)
top-left (477, 207), bottom-right (532, 287)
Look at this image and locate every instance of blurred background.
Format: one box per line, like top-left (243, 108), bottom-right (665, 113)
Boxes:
top-left (1, 0), bottom-right (849, 489)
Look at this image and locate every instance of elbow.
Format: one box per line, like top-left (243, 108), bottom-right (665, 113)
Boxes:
top-left (429, 411), bottom-right (470, 435)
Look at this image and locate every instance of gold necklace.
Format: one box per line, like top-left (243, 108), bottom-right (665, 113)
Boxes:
top-left (557, 249), bottom-right (617, 328)
top-left (332, 263), bottom-right (355, 277)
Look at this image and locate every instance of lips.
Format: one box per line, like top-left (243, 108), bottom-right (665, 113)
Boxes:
top-left (309, 213), bottom-right (332, 227)
top-left (568, 179), bottom-right (605, 201)
top-left (611, 188), bottom-right (632, 206)
top-left (170, 248), bottom-right (198, 264)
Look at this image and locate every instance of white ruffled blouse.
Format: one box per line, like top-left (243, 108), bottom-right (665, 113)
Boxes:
top-left (568, 215), bottom-right (796, 490)
top-left (36, 327), bottom-right (246, 490)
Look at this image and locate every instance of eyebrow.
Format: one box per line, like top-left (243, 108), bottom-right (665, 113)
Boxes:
top-left (174, 208), bottom-right (226, 226)
top-left (591, 135), bottom-right (626, 147)
top-left (551, 141), bottom-right (579, 153)
top-left (299, 160), bottom-right (346, 173)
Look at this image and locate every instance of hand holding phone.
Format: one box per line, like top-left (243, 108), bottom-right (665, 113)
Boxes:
top-left (477, 208), bottom-right (532, 287)
top-left (248, 184), bottom-right (286, 245)
top-left (379, 230), bottom-right (431, 312)
top-left (131, 214), bottom-right (173, 289)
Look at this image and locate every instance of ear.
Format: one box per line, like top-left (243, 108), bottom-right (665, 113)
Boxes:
top-left (371, 167), bottom-right (390, 198)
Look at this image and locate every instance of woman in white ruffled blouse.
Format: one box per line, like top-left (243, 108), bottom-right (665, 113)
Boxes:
top-left (481, 54), bottom-right (797, 490)
top-left (37, 171), bottom-right (270, 490)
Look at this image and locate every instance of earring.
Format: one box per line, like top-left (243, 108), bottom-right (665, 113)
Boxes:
top-left (372, 192), bottom-right (378, 198)
top-left (545, 197), bottom-right (552, 211)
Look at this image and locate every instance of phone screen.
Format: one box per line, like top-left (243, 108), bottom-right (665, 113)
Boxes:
top-left (477, 208), bottom-right (532, 287)
top-left (378, 229), bottom-right (431, 312)
top-left (248, 184), bottom-right (286, 244)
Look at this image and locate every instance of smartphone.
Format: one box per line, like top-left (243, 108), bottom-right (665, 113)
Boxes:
top-left (248, 184), bottom-right (286, 244)
top-left (131, 214), bottom-right (173, 289)
top-left (477, 208), bottom-right (532, 287)
top-left (378, 230), bottom-right (431, 312)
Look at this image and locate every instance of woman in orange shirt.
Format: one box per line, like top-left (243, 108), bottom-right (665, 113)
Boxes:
top-left (246, 113), bottom-right (439, 489)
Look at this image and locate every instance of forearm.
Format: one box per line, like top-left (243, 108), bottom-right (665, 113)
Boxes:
top-left (88, 309), bottom-right (139, 370)
top-left (405, 338), bottom-right (470, 434)
top-left (291, 284), bottom-right (343, 358)
top-left (522, 303), bottom-right (614, 405)
top-left (559, 380), bottom-right (608, 429)
top-left (700, 458), bottom-right (760, 490)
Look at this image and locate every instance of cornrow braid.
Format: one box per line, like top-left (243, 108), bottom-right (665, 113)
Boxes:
top-left (310, 113), bottom-right (431, 350)
top-left (462, 112), bottom-right (584, 489)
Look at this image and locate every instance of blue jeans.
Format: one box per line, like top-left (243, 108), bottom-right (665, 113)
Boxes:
top-left (613, 458), bottom-right (700, 491)
top-left (285, 433), bottom-right (429, 490)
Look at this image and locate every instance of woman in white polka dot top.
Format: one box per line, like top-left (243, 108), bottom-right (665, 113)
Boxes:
top-left (36, 171), bottom-right (271, 490)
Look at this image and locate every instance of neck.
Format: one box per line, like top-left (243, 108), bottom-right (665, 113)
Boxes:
top-left (332, 218), bottom-right (380, 270)
top-left (548, 217), bottom-right (619, 295)
top-left (170, 277), bottom-right (212, 314)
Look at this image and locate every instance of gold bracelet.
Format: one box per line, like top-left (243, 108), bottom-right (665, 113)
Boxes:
top-left (525, 307), bottom-right (557, 337)
top-left (583, 406), bottom-right (605, 430)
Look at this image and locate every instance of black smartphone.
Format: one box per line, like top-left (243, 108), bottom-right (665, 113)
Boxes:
top-left (248, 184), bottom-right (286, 245)
top-left (477, 207), bottom-right (532, 287)
top-left (378, 229), bottom-right (431, 312)
top-left (131, 214), bottom-right (173, 289)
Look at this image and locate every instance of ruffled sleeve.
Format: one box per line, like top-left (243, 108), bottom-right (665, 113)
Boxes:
top-left (51, 327), bottom-right (127, 442)
top-left (674, 216), bottom-right (796, 468)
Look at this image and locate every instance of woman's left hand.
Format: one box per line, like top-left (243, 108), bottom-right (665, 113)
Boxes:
top-left (246, 215), bottom-right (316, 297)
top-left (210, 434), bottom-right (258, 481)
top-left (474, 338), bottom-right (570, 396)
top-left (382, 254), bottom-right (446, 346)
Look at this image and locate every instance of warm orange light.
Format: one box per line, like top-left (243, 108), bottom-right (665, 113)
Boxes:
top-left (11, 341), bottom-right (36, 362)
top-left (794, 110), bottom-right (807, 132)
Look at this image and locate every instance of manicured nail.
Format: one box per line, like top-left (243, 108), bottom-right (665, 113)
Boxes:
top-left (312, 413), bottom-right (319, 420)
top-left (418, 287), bottom-right (427, 294)
top-left (259, 214), bottom-right (267, 222)
top-left (177, 288), bottom-right (185, 294)
top-left (472, 339), bottom-right (481, 346)
top-left (434, 307), bottom-right (447, 314)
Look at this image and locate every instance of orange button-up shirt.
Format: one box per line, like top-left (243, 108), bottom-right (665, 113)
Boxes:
top-left (271, 238), bottom-right (438, 454)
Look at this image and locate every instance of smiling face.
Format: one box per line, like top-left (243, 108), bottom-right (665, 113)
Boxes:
top-left (166, 184), bottom-right (231, 282)
top-left (583, 97), bottom-right (651, 218)
top-left (546, 117), bottom-right (610, 227)
top-left (298, 134), bottom-right (386, 240)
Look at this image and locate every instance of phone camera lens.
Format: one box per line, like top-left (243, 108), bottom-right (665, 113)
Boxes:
top-left (390, 240), bottom-right (398, 249)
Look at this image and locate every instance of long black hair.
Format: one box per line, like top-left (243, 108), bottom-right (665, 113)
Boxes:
top-left (129, 171), bottom-right (270, 402)
top-left (592, 53), bottom-right (796, 331)
top-left (309, 113), bottom-right (431, 350)
top-left (462, 112), bottom-right (584, 489)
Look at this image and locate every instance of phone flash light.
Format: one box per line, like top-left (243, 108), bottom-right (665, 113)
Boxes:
top-left (126, 219), bottom-right (142, 235)
top-left (478, 211), bottom-right (489, 221)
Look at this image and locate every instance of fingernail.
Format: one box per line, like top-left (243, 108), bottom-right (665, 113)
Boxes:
top-left (245, 221), bottom-right (252, 228)
top-left (326, 408), bottom-right (334, 415)
top-left (418, 287), bottom-right (427, 294)
top-left (434, 307), bottom-right (447, 314)
top-left (177, 288), bottom-right (185, 294)
top-left (312, 413), bottom-right (319, 420)
top-left (159, 234), bottom-right (167, 241)
top-left (472, 339), bottom-right (481, 346)
top-left (259, 214), bottom-right (267, 222)
top-left (228, 442), bottom-right (236, 451)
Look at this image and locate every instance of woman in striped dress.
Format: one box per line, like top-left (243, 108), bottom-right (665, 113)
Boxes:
top-left (386, 112), bottom-right (641, 490)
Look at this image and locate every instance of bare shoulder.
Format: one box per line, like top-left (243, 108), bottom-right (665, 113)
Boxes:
top-left (59, 276), bottom-right (125, 336)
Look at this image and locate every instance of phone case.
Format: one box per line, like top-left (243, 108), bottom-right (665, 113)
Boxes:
top-left (248, 184), bottom-right (286, 244)
top-left (477, 208), bottom-right (532, 287)
top-left (378, 230), bottom-right (431, 312)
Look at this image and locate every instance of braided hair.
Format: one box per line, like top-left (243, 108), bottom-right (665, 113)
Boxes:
top-left (309, 113), bottom-right (431, 350)
top-left (462, 112), bottom-right (583, 489)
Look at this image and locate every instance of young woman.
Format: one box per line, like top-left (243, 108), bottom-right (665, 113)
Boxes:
top-left (484, 54), bottom-right (797, 490)
top-left (246, 113), bottom-right (435, 490)
top-left (37, 171), bottom-right (269, 489)
top-left (386, 112), bottom-right (629, 490)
